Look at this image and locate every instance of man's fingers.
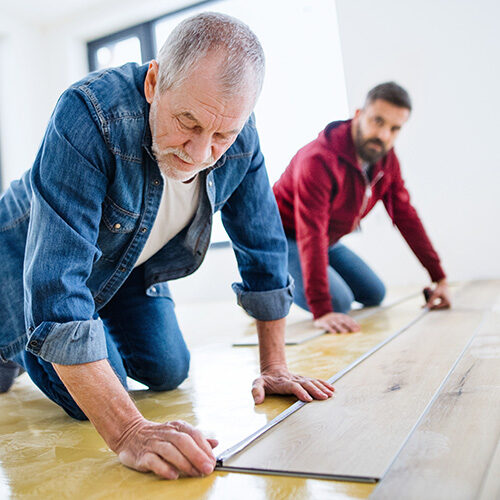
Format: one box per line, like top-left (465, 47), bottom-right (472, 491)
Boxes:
top-left (301, 380), bottom-right (329, 399)
top-left (320, 321), bottom-right (337, 333)
top-left (314, 319), bottom-right (336, 333)
top-left (316, 313), bottom-right (360, 334)
top-left (252, 378), bottom-right (266, 404)
top-left (328, 318), bottom-right (359, 333)
top-left (334, 324), bottom-right (349, 333)
top-left (338, 321), bottom-right (353, 332)
top-left (316, 378), bottom-right (335, 392)
top-left (326, 320), bottom-right (345, 333)
top-left (432, 299), bottom-right (450, 310)
top-left (287, 381), bottom-right (313, 402)
top-left (348, 319), bottom-right (361, 332)
top-left (427, 293), bottom-right (450, 310)
top-left (208, 438), bottom-right (219, 449)
top-left (153, 441), bottom-right (200, 477)
top-left (166, 431), bottom-right (215, 476)
top-left (310, 378), bottom-right (335, 396)
top-left (171, 420), bottom-right (216, 463)
top-left (339, 316), bottom-right (360, 332)
top-left (137, 451), bottom-right (179, 480)
top-left (255, 372), bottom-right (336, 404)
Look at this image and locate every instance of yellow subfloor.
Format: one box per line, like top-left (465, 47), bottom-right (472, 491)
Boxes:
top-left (0, 286), bottom-right (430, 499)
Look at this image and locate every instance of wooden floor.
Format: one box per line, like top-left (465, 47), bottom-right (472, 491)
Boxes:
top-left (221, 309), bottom-right (485, 480)
top-left (0, 281), bottom-right (497, 499)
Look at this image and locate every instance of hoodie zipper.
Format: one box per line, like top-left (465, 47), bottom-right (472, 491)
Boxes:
top-left (350, 170), bottom-right (384, 232)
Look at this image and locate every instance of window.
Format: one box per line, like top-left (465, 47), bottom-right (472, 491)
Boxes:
top-left (87, 1), bottom-right (216, 72)
top-left (95, 37), bottom-right (142, 70)
top-left (87, 23), bottom-right (156, 71)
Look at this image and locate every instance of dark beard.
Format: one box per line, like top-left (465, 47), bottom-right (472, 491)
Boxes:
top-left (354, 125), bottom-right (387, 164)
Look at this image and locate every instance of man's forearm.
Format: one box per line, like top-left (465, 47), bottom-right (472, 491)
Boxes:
top-left (256, 318), bottom-right (287, 371)
top-left (53, 360), bottom-right (143, 452)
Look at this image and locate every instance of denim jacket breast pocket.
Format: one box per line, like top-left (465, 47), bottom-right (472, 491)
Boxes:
top-left (97, 196), bottom-right (140, 262)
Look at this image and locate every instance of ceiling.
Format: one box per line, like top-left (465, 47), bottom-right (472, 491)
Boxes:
top-left (0, 0), bottom-right (168, 26)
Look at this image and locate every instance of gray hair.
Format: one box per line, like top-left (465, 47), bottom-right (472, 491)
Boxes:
top-left (156, 12), bottom-right (265, 101)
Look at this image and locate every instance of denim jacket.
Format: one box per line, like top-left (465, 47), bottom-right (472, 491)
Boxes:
top-left (0, 63), bottom-right (293, 364)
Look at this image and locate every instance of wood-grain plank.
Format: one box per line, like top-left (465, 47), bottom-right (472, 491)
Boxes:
top-left (371, 311), bottom-right (500, 500)
top-left (452, 280), bottom-right (500, 310)
top-left (233, 289), bottom-right (423, 347)
top-left (222, 310), bottom-right (483, 480)
top-left (478, 434), bottom-right (500, 500)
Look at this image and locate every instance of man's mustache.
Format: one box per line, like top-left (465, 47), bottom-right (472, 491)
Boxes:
top-left (152, 145), bottom-right (215, 168)
top-left (365, 138), bottom-right (385, 149)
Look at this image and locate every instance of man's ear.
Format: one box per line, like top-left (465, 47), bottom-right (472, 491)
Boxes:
top-left (144, 60), bottom-right (159, 104)
top-left (352, 108), bottom-right (363, 126)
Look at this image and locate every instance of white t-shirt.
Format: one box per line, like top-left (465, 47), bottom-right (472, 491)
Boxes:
top-left (134, 174), bottom-right (200, 268)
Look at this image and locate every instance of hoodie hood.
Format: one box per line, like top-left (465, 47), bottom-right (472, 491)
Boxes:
top-left (317, 119), bottom-right (359, 168)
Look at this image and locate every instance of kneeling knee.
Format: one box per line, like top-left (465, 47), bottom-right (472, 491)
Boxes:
top-left (333, 291), bottom-right (354, 314)
top-left (65, 406), bottom-right (89, 421)
top-left (146, 352), bottom-right (191, 392)
top-left (364, 283), bottom-right (386, 307)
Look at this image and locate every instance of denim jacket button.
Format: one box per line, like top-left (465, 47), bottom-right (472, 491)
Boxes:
top-left (151, 286), bottom-right (157, 293)
top-left (119, 267), bottom-right (126, 272)
top-left (153, 179), bottom-right (160, 186)
top-left (141, 227), bottom-right (148, 233)
top-left (30, 340), bottom-right (38, 347)
top-left (113, 223), bottom-right (121, 230)
top-left (208, 180), bottom-right (213, 187)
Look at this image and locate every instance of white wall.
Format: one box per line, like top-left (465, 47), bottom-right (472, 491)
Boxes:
top-left (0, 15), bottom-right (52, 186)
top-left (335, 0), bottom-right (500, 285)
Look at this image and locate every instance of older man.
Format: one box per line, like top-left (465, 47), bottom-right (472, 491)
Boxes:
top-left (0, 13), bottom-right (333, 479)
top-left (274, 82), bottom-right (451, 334)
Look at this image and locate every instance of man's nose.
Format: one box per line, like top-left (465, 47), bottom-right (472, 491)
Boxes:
top-left (378, 127), bottom-right (391, 143)
top-left (184, 136), bottom-right (212, 165)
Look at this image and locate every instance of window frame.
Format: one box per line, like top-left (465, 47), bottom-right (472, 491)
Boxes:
top-left (87, 0), bottom-right (217, 72)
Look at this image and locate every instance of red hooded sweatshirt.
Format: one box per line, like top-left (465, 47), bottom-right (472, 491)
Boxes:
top-left (273, 120), bottom-right (446, 319)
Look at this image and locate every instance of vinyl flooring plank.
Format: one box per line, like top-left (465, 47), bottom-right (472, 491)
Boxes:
top-left (452, 279), bottom-right (500, 310)
top-left (371, 311), bottom-right (500, 500)
top-left (232, 289), bottom-right (422, 347)
top-left (477, 433), bottom-right (500, 500)
top-left (221, 309), bottom-right (484, 480)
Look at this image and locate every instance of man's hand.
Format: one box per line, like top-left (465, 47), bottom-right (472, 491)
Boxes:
top-left (252, 366), bottom-right (335, 404)
top-left (253, 318), bottom-right (334, 404)
top-left (314, 312), bottom-right (361, 333)
top-left (53, 360), bottom-right (217, 480)
top-left (116, 419), bottom-right (218, 479)
top-left (424, 279), bottom-right (451, 310)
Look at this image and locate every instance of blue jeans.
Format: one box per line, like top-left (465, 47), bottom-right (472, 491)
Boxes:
top-left (287, 237), bottom-right (386, 314)
top-left (13, 266), bottom-right (190, 420)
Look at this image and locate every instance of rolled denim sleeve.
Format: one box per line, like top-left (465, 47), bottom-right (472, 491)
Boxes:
top-left (231, 276), bottom-right (294, 321)
top-left (24, 88), bottom-right (112, 365)
top-left (26, 319), bottom-right (107, 365)
top-left (222, 118), bottom-right (293, 321)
